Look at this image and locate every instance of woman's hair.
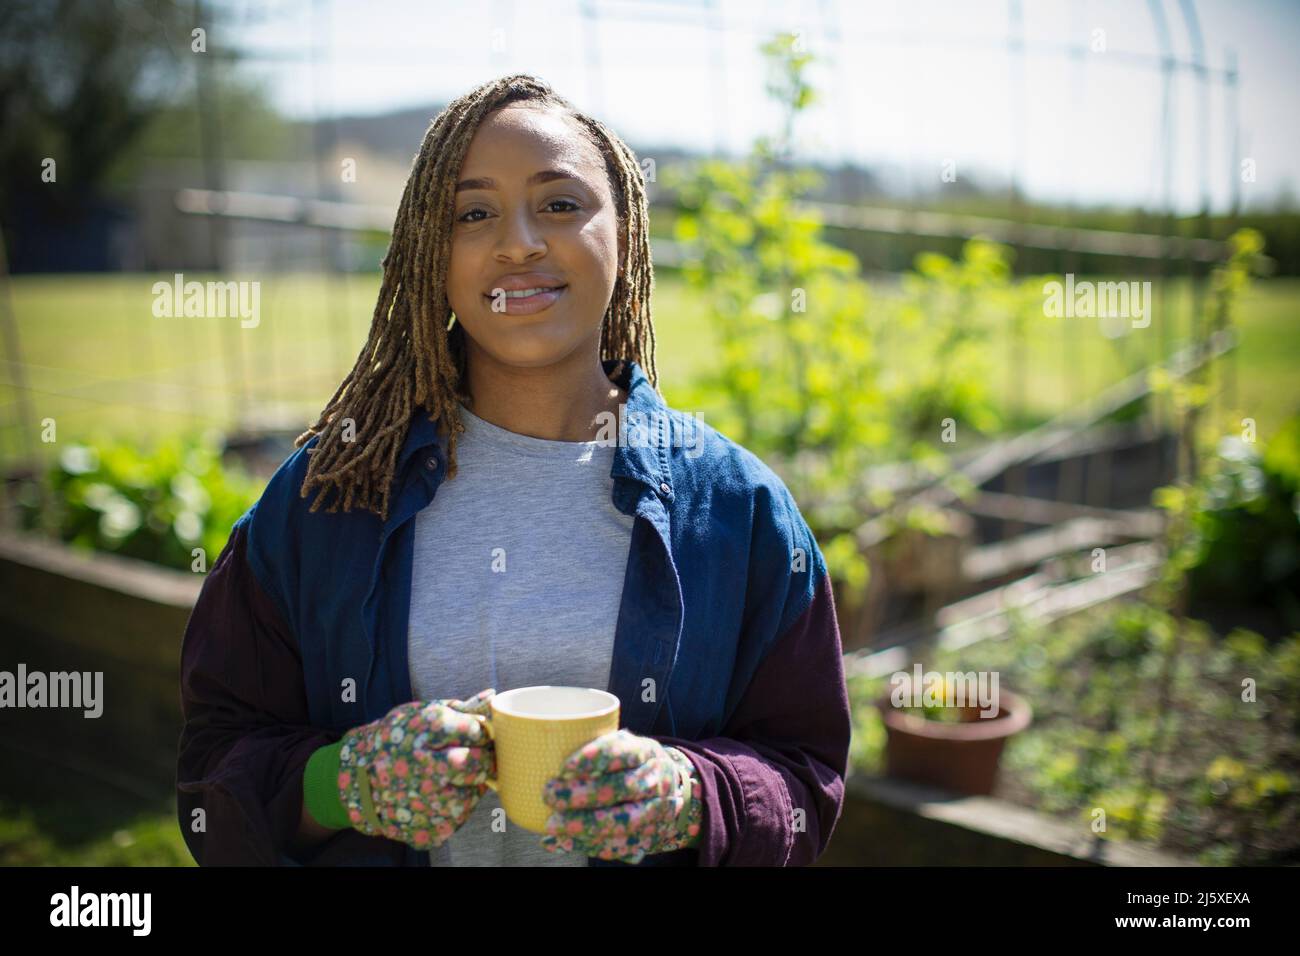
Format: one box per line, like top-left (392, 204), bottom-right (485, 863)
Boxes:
top-left (294, 74), bottom-right (657, 520)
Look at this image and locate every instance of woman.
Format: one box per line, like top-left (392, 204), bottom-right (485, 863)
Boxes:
top-left (176, 74), bottom-right (851, 866)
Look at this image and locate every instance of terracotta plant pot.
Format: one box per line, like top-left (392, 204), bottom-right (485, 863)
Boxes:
top-left (876, 689), bottom-right (1032, 796)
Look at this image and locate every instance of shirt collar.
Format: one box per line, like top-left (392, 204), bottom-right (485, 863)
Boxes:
top-left (395, 358), bottom-right (669, 494)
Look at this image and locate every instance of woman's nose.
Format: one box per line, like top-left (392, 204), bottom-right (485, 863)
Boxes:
top-left (494, 207), bottom-right (546, 262)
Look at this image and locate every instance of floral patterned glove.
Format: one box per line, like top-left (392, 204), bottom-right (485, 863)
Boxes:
top-left (332, 689), bottom-right (496, 850)
top-left (539, 729), bottom-right (704, 863)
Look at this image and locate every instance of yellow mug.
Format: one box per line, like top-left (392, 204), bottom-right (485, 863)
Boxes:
top-left (470, 686), bottom-right (620, 834)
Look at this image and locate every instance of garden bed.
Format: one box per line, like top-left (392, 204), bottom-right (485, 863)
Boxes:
top-left (846, 598), bottom-right (1300, 866)
top-left (818, 771), bottom-right (1198, 866)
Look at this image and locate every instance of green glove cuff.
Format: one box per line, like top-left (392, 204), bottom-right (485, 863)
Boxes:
top-left (302, 740), bottom-right (351, 830)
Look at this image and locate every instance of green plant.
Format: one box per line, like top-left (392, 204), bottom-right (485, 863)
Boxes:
top-left (894, 674), bottom-right (977, 723)
top-left (665, 32), bottom-right (1046, 596)
top-left (910, 703), bottom-right (969, 724)
top-left (16, 431), bottom-right (261, 571)
top-left (0, 798), bottom-right (193, 866)
top-left (1168, 415), bottom-right (1300, 632)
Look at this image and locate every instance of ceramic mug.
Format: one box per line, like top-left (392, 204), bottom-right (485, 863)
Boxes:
top-left (470, 686), bottom-right (620, 833)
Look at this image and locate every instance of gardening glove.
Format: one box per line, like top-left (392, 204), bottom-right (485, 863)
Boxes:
top-left (302, 688), bottom-right (496, 850)
top-left (538, 728), bottom-right (704, 863)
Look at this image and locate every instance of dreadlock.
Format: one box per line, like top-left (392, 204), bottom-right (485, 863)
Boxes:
top-left (294, 75), bottom-right (658, 521)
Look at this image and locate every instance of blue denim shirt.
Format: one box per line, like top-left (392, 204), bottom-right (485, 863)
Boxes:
top-left (177, 358), bottom-right (851, 866)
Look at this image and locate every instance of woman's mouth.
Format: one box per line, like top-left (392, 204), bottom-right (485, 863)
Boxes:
top-left (484, 285), bottom-right (568, 316)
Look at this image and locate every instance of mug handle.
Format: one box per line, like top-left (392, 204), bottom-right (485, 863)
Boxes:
top-left (467, 712), bottom-right (498, 792)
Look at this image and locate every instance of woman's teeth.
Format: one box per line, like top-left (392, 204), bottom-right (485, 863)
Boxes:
top-left (503, 287), bottom-right (560, 298)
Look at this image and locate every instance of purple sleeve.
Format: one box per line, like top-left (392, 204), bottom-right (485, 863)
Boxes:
top-left (657, 570), bottom-right (851, 866)
top-left (176, 516), bottom-right (349, 865)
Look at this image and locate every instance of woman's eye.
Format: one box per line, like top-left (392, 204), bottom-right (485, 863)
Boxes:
top-left (457, 200), bottom-right (578, 223)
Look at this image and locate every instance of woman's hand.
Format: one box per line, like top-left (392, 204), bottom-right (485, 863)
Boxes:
top-left (539, 729), bottom-right (703, 863)
top-left (337, 689), bottom-right (496, 850)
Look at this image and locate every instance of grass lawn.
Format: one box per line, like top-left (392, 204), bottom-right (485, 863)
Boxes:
top-left (1002, 274), bottom-right (1300, 440)
top-left (3, 271), bottom-right (1296, 464)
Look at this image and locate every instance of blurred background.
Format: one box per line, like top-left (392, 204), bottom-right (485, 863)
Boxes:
top-left (0, 0), bottom-right (1296, 866)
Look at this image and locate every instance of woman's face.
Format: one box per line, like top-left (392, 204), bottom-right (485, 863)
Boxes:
top-left (446, 103), bottom-right (623, 370)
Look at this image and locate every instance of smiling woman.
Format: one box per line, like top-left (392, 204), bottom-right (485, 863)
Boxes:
top-left (450, 105), bottom-right (621, 346)
top-left (176, 74), bottom-right (851, 869)
top-left (294, 77), bottom-right (657, 518)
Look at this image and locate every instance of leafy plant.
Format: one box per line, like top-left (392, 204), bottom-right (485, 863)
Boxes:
top-left (16, 431), bottom-right (261, 571)
top-left (1166, 415), bottom-right (1300, 632)
top-left (665, 32), bottom-right (1046, 596)
top-left (895, 674), bottom-right (979, 723)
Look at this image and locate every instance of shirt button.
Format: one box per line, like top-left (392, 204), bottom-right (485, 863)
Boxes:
top-left (659, 482), bottom-right (670, 494)
top-left (426, 457), bottom-right (439, 471)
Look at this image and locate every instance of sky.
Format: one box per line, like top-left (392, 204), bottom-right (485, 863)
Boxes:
top-left (219, 0), bottom-right (1300, 213)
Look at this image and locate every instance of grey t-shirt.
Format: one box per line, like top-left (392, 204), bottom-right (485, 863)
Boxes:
top-left (407, 400), bottom-right (635, 866)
